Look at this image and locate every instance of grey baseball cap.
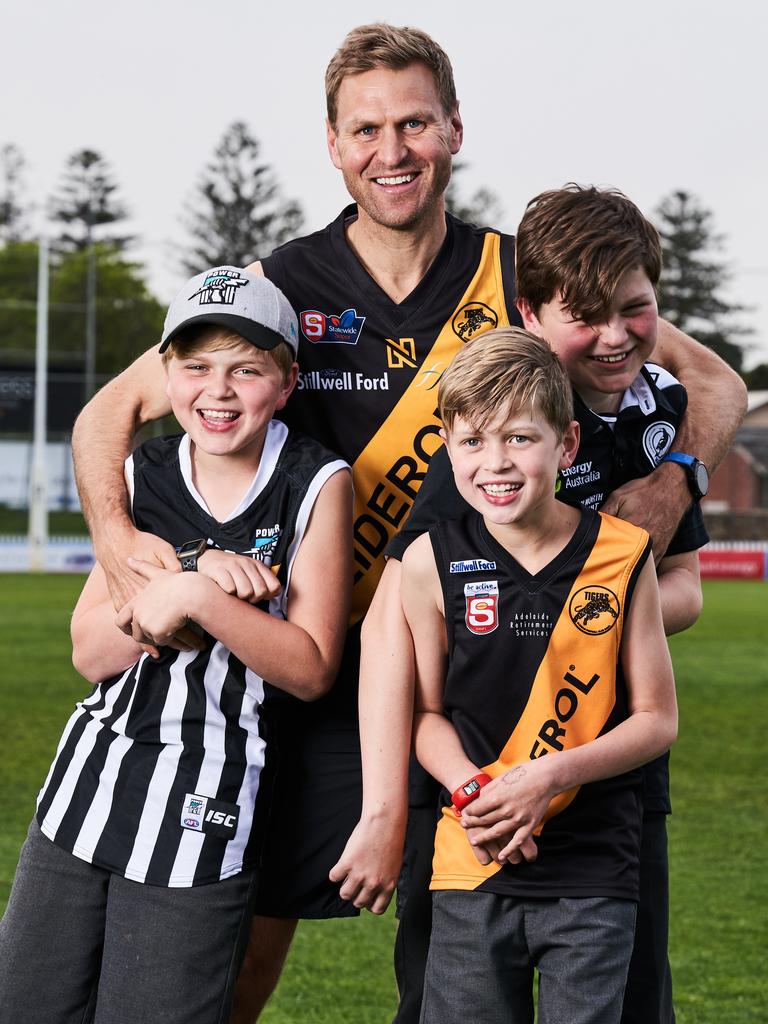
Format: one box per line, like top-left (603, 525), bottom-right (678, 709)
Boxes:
top-left (160, 266), bottom-right (299, 357)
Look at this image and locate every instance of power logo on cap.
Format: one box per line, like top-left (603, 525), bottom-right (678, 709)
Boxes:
top-left (189, 268), bottom-right (249, 306)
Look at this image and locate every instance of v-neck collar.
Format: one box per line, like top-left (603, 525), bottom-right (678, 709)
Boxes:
top-left (328, 204), bottom-right (457, 331)
top-left (477, 508), bottom-right (596, 596)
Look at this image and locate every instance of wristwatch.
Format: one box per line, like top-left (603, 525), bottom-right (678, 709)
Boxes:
top-left (176, 538), bottom-right (208, 572)
top-left (451, 773), bottom-right (492, 817)
top-left (662, 452), bottom-right (709, 501)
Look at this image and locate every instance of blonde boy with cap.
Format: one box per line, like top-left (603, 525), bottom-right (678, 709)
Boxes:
top-left (0, 268), bottom-right (351, 1024)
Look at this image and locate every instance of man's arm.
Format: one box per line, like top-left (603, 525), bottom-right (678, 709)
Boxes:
top-left (602, 320), bottom-right (747, 557)
top-left (657, 550), bottom-right (702, 636)
top-left (72, 344), bottom-right (178, 607)
top-left (328, 558), bottom-right (413, 913)
top-left (119, 469), bottom-right (352, 700)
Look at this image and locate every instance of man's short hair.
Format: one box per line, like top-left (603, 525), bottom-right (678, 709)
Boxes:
top-left (515, 184), bottom-right (663, 324)
top-left (325, 23), bottom-right (457, 127)
top-left (162, 325), bottom-right (295, 381)
top-left (438, 327), bottom-right (574, 438)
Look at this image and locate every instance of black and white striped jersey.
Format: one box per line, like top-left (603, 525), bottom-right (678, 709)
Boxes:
top-left (37, 421), bottom-right (346, 887)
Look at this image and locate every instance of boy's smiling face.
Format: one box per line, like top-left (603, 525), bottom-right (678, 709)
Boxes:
top-left (443, 406), bottom-right (579, 531)
top-left (165, 339), bottom-right (296, 465)
top-left (519, 266), bottom-right (658, 415)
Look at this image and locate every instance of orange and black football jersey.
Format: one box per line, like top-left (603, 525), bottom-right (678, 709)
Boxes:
top-left (262, 204), bottom-right (518, 632)
top-left (429, 508), bottom-right (651, 899)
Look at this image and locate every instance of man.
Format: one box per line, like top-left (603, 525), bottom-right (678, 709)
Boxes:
top-left (71, 23), bottom-right (746, 1022)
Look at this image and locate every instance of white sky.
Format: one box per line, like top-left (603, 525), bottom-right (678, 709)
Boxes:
top-left (5, 0), bottom-right (767, 367)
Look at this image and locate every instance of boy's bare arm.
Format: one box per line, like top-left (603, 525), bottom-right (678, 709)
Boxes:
top-left (72, 344), bottom-right (177, 607)
top-left (657, 550), bottom-right (702, 636)
top-left (602, 319), bottom-right (747, 558)
top-left (462, 556), bottom-right (678, 864)
top-left (71, 564), bottom-right (146, 683)
top-left (400, 536), bottom-right (475, 789)
top-left (328, 559), bottom-right (413, 914)
top-left (119, 469), bottom-right (352, 699)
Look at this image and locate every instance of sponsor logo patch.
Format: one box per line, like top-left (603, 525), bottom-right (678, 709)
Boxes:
top-left (180, 793), bottom-right (240, 838)
top-left (452, 302), bottom-right (498, 341)
top-left (642, 421), bottom-right (675, 467)
top-left (450, 558), bottom-right (497, 573)
top-left (569, 586), bottom-right (620, 635)
top-left (464, 580), bottom-right (499, 635)
top-left (386, 337), bottom-right (417, 369)
top-left (300, 308), bottom-right (365, 345)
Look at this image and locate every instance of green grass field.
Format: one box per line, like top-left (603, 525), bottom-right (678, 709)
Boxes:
top-left (0, 575), bottom-right (765, 1022)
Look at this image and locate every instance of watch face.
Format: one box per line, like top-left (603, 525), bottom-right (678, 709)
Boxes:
top-left (694, 461), bottom-right (709, 497)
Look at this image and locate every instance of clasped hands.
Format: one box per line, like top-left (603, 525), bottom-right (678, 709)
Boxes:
top-left (459, 761), bottom-right (555, 867)
top-left (115, 549), bottom-right (281, 656)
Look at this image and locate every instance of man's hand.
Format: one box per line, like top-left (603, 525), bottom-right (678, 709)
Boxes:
top-left (461, 762), bottom-right (553, 865)
top-left (116, 558), bottom-right (207, 652)
top-left (600, 462), bottom-right (690, 562)
top-left (94, 525), bottom-right (180, 610)
top-left (197, 549), bottom-right (282, 604)
top-left (328, 815), bottom-right (405, 915)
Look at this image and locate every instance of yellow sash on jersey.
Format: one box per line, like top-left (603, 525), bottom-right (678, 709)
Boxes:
top-left (431, 515), bottom-right (649, 890)
top-left (350, 232), bottom-right (511, 624)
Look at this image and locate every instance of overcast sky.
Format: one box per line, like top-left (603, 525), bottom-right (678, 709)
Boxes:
top-left (5, 0), bottom-right (767, 367)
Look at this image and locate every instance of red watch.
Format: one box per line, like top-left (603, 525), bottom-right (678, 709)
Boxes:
top-left (451, 773), bottom-right (492, 816)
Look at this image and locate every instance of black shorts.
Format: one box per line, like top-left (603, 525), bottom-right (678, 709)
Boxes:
top-left (254, 705), bottom-right (362, 920)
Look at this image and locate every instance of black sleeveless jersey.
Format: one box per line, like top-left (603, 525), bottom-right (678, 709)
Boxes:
top-left (262, 206), bottom-right (519, 706)
top-left (36, 422), bottom-right (345, 887)
top-left (429, 509), bottom-right (651, 900)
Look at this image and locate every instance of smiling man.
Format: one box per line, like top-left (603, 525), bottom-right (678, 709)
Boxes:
top-left (69, 23), bottom-right (746, 1024)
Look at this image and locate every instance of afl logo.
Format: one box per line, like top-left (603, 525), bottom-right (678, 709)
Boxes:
top-left (452, 302), bottom-right (498, 341)
top-left (183, 818), bottom-right (201, 829)
top-left (569, 586), bottom-right (620, 635)
top-left (642, 421), bottom-right (675, 467)
top-left (464, 580), bottom-right (499, 635)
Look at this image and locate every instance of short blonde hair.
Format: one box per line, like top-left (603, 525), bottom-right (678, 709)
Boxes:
top-left (161, 325), bottom-right (294, 381)
top-left (438, 328), bottom-right (574, 438)
top-left (325, 23), bottom-right (457, 127)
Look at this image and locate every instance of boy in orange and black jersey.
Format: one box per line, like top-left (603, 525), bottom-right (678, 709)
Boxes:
top-left (401, 329), bottom-right (678, 1024)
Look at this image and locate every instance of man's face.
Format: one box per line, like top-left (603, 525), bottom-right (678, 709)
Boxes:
top-left (326, 62), bottom-right (463, 231)
top-left (518, 267), bottom-right (659, 414)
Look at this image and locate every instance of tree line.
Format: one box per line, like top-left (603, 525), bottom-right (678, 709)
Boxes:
top-left (0, 128), bottom-right (763, 387)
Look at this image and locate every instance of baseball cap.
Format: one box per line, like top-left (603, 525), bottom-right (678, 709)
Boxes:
top-left (160, 266), bottom-right (299, 357)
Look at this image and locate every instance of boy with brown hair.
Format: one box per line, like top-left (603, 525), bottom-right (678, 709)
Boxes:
top-left (401, 328), bottom-right (678, 1023)
top-left (0, 267), bottom-right (351, 1024)
top-left (380, 185), bottom-right (706, 1023)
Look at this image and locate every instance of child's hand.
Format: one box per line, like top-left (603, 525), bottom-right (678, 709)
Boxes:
top-left (197, 549), bottom-right (282, 604)
top-left (461, 760), bottom-right (556, 865)
top-left (329, 816), bottom-right (404, 915)
top-left (116, 559), bottom-right (208, 651)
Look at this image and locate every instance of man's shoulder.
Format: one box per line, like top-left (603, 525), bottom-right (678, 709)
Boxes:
top-left (262, 209), bottom-right (347, 266)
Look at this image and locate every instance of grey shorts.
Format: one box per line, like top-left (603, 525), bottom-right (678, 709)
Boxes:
top-left (420, 890), bottom-right (636, 1024)
top-left (0, 820), bottom-right (259, 1024)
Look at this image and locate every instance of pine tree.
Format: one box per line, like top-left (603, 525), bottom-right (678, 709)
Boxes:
top-left (655, 190), bottom-right (749, 372)
top-left (444, 162), bottom-right (504, 227)
top-left (181, 121), bottom-right (304, 273)
top-left (0, 144), bottom-right (30, 244)
top-left (48, 149), bottom-right (131, 253)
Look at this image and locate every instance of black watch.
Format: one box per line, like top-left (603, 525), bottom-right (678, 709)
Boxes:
top-left (662, 452), bottom-right (709, 501)
top-left (176, 538), bottom-right (208, 572)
